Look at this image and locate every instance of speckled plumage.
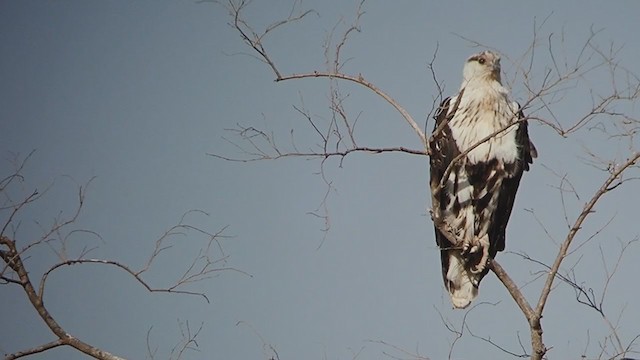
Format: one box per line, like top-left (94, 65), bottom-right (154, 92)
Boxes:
top-left (429, 51), bottom-right (536, 309)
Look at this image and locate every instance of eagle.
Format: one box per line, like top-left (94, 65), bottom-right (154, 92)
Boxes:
top-left (429, 50), bottom-right (536, 309)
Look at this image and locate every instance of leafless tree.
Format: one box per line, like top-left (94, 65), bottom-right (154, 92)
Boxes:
top-left (0, 151), bottom-right (237, 360)
top-left (213, 1), bottom-right (640, 359)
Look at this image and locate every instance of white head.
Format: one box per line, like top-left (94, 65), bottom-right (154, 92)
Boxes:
top-left (461, 50), bottom-right (502, 86)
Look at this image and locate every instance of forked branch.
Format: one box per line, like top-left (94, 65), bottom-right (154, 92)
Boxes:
top-left (1, 155), bottom-right (236, 360)
top-left (218, 0), bottom-right (426, 160)
top-left (535, 152), bottom-right (640, 314)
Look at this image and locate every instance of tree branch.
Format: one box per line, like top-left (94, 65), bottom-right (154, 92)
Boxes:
top-left (489, 260), bottom-right (534, 321)
top-left (3, 339), bottom-right (64, 360)
top-left (218, 0), bottom-right (426, 161)
top-left (535, 152), bottom-right (640, 316)
top-left (1, 155), bottom-right (238, 359)
top-left (209, 145), bottom-right (426, 162)
top-left (1, 235), bottom-right (127, 360)
top-left (520, 152), bottom-right (640, 360)
top-left (277, 72), bottom-right (426, 147)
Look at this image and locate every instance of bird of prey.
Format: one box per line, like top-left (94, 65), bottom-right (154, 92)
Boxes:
top-left (429, 50), bottom-right (537, 309)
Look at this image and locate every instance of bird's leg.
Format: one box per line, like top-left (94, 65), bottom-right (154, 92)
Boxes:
top-left (460, 233), bottom-right (478, 255)
top-left (461, 239), bottom-right (472, 254)
top-left (469, 234), bottom-right (490, 274)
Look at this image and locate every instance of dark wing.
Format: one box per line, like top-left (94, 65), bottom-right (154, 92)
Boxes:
top-left (489, 105), bottom-right (536, 252)
top-left (429, 97), bottom-right (462, 280)
top-left (429, 97), bottom-right (461, 219)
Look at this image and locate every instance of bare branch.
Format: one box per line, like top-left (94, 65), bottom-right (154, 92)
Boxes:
top-left (277, 71), bottom-right (426, 145)
top-left (3, 339), bottom-right (64, 360)
top-left (519, 152), bottom-right (640, 360)
top-left (209, 144), bottom-right (426, 162)
top-left (489, 260), bottom-right (535, 321)
top-left (466, 320), bottom-right (529, 358)
top-left (236, 321), bottom-right (282, 360)
top-left (1, 154), bottom-right (237, 359)
top-left (552, 239), bottom-right (639, 358)
top-left (170, 320), bottom-right (204, 360)
top-left (1, 235), bottom-right (127, 360)
top-left (535, 152), bottom-right (640, 316)
top-left (329, 0), bottom-right (365, 73)
top-left (221, 0), bottom-right (318, 79)
top-left (215, 0), bottom-right (426, 165)
top-left (367, 340), bottom-right (431, 360)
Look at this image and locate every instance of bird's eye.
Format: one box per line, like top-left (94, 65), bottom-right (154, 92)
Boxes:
top-left (478, 58), bottom-right (486, 64)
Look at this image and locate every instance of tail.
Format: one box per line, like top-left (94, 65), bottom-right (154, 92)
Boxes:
top-left (442, 251), bottom-right (483, 309)
top-left (436, 231), bottom-right (492, 309)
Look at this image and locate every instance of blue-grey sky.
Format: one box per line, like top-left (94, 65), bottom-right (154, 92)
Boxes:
top-left (2, 1), bottom-right (640, 359)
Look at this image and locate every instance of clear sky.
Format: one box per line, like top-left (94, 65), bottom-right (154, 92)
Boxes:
top-left (1, 1), bottom-right (639, 359)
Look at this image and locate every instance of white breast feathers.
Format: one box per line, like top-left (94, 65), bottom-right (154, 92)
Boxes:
top-left (448, 82), bottom-right (520, 164)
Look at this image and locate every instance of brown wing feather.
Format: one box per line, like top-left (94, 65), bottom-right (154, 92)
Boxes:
top-left (489, 106), bottom-right (536, 252)
top-left (429, 97), bottom-right (462, 283)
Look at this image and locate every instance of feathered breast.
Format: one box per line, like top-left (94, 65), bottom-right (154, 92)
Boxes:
top-left (448, 84), bottom-right (521, 165)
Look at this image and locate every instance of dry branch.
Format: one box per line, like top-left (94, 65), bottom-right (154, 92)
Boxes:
top-left (215, 0), bottom-right (426, 166)
top-left (1, 155), bottom-right (235, 360)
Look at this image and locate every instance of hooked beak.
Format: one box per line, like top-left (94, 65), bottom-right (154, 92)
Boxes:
top-left (492, 59), bottom-right (501, 73)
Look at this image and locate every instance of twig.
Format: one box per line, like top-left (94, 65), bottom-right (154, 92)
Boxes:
top-left (278, 72), bottom-right (426, 146)
top-left (489, 260), bottom-right (535, 321)
top-left (209, 145), bottom-right (426, 162)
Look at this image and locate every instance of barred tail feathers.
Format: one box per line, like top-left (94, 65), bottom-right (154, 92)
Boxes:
top-left (445, 252), bottom-right (480, 309)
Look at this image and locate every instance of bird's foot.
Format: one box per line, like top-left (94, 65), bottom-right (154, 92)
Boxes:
top-left (462, 234), bottom-right (490, 274)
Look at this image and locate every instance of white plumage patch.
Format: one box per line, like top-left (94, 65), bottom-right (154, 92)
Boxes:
top-left (446, 253), bottom-right (477, 309)
top-left (447, 85), bottom-right (520, 165)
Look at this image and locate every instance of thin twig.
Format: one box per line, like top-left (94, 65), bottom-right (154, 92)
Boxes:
top-left (278, 72), bottom-right (426, 146)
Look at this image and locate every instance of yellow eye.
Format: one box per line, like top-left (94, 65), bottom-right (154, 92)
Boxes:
top-left (478, 58), bottom-right (485, 65)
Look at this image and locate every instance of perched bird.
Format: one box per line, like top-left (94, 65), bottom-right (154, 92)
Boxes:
top-left (429, 50), bottom-right (536, 309)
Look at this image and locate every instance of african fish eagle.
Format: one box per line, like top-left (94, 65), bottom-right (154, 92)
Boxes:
top-left (429, 50), bottom-right (537, 309)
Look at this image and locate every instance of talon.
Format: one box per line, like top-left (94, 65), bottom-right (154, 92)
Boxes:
top-left (461, 242), bottom-right (471, 254)
top-left (469, 234), bottom-right (491, 274)
top-left (470, 262), bottom-right (486, 274)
